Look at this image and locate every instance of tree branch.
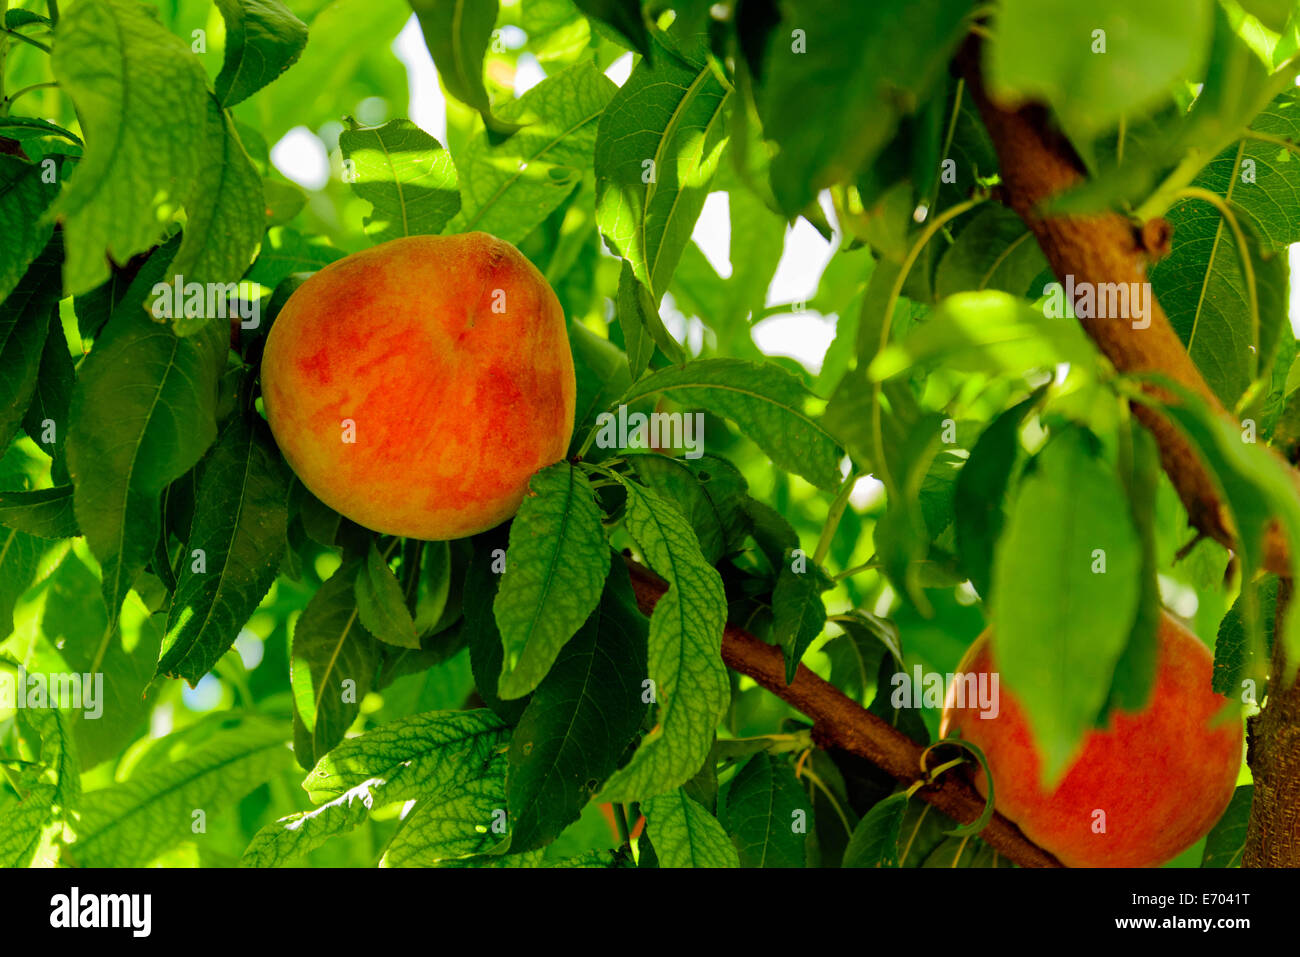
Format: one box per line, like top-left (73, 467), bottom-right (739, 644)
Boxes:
top-left (1244, 578), bottom-right (1300, 865)
top-left (958, 39), bottom-right (1297, 575)
top-left (959, 38), bottom-right (1300, 867)
top-left (623, 560), bottom-right (1063, 868)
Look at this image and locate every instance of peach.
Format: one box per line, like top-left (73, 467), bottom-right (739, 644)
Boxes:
top-left (260, 232), bottom-right (575, 540)
top-left (940, 612), bottom-right (1243, 867)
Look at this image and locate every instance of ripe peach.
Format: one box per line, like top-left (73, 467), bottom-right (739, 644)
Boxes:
top-left (940, 612), bottom-right (1243, 868)
top-left (260, 232), bottom-right (575, 540)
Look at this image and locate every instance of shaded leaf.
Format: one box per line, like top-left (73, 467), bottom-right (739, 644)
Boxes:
top-left (494, 463), bottom-right (607, 699)
top-left (642, 788), bottom-right (739, 868)
top-left (338, 118), bottom-right (461, 242)
top-left (160, 414), bottom-right (291, 682)
top-left (616, 358), bottom-right (844, 492)
top-left (507, 561), bottom-right (649, 852)
top-left (291, 561), bottom-right (381, 769)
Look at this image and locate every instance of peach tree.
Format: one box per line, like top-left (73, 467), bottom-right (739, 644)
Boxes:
top-left (1, 0), bottom-right (1298, 869)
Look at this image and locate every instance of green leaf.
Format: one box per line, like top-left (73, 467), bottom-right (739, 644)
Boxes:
top-left (70, 719), bottom-right (291, 867)
top-left (1102, 420), bottom-right (1162, 717)
top-left (615, 358), bottom-right (845, 492)
top-left (712, 186), bottom-right (789, 338)
top-left (1213, 576), bottom-right (1279, 697)
top-left (618, 258), bottom-right (677, 379)
top-left (641, 788), bottom-right (739, 867)
top-left (291, 561), bottom-right (381, 769)
top-left (464, 530), bottom-right (528, 722)
top-left (382, 755), bottom-right (509, 866)
top-left (771, 551), bottom-right (830, 684)
top-left (454, 62), bottom-right (615, 244)
top-left (246, 0), bottom-right (411, 147)
top-left (0, 238), bottom-right (60, 453)
top-left (0, 486), bottom-right (79, 539)
top-left (338, 118), bottom-right (461, 242)
top-left (49, 0), bottom-right (214, 295)
top-left (572, 0), bottom-right (651, 58)
top-left (896, 800), bottom-right (953, 867)
top-left (21, 312), bottom-right (76, 477)
top-left (0, 783), bottom-right (57, 868)
top-left (952, 389), bottom-right (1043, 600)
top-left (0, 155), bottom-right (58, 306)
top-left (722, 753), bottom-right (810, 867)
top-left (1127, 377), bottom-right (1300, 685)
top-left (920, 834), bottom-right (982, 867)
top-left (0, 704), bottom-right (79, 868)
top-left (414, 540), bottom-right (454, 636)
top-left (240, 777), bottom-right (379, 867)
top-left (356, 544), bottom-right (420, 651)
top-left (842, 791), bottom-right (908, 868)
top-left (629, 452), bottom-right (750, 564)
top-left (594, 34), bottom-right (730, 298)
top-left (991, 427), bottom-right (1142, 785)
top-left (66, 262), bottom-right (227, 623)
top-left (989, 0), bottom-right (1214, 140)
top-left (23, 550), bottom-right (164, 769)
top-left (408, 0), bottom-right (521, 140)
top-left (598, 479), bottom-right (728, 803)
top-left (934, 206), bottom-right (1049, 301)
top-left (304, 708), bottom-right (507, 804)
top-left (823, 612), bottom-right (897, 703)
top-left (160, 414), bottom-right (291, 682)
top-left (507, 561), bottom-right (649, 852)
top-left (757, 0), bottom-right (970, 214)
top-left (246, 227), bottom-right (346, 291)
top-left (214, 0), bottom-right (309, 108)
top-left (570, 321), bottom-right (632, 453)
top-left (263, 178), bottom-right (307, 227)
top-left (869, 291), bottom-right (1096, 383)
top-left (867, 654), bottom-right (931, 746)
top-left (493, 463), bottom-right (608, 699)
top-left (3, 9), bottom-right (49, 29)
top-left (1201, 785), bottom-right (1254, 867)
top-left (1150, 91), bottom-right (1300, 406)
top-left (168, 100), bottom-right (265, 296)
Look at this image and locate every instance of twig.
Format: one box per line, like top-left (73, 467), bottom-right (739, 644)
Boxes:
top-left (623, 559), bottom-right (1064, 868)
top-left (957, 37), bottom-right (1299, 575)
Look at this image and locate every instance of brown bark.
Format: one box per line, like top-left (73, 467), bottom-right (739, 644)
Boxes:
top-left (958, 42), bottom-right (1296, 575)
top-left (1244, 579), bottom-right (1300, 866)
top-left (959, 39), bottom-right (1300, 865)
top-left (624, 560), bottom-right (1063, 868)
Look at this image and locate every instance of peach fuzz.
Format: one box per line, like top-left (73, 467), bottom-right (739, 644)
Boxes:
top-left (260, 232), bottom-right (575, 540)
top-left (940, 612), bottom-right (1243, 868)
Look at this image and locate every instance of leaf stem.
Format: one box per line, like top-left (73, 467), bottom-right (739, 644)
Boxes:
top-left (1242, 130), bottom-right (1300, 157)
top-left (799, 765), bottom-right (853, 837)
top-left (871, 194), bottom-right (986, 499)
top-left (0, 27), bottom-right (50, 53)
top-left (832, 556), bottom-right (880, 582)
top-left (925, 77), bottom-right (965, 216)
top-left (812, 468), bottom-right (859, 567)
top-left (0, 80), bottom-right (57, 115)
